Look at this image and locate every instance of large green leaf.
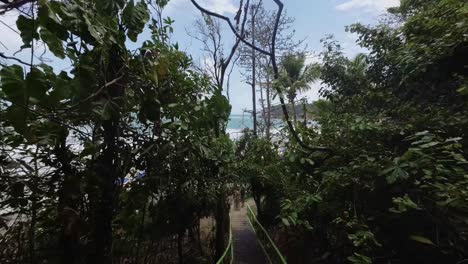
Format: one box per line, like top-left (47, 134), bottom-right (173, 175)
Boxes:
top-left (122, 0), bottom-right (149, 42)
top-left (47, 71), bottom-right (72, 105)
top-left (25, 68), bottom-right (49, 102)
top-left (0, 65), bottom-right (26, 103)
top-left (96, 0), bottom-right (125, 15)
top-left (37, 0), bottom-right (68, 40)
top-left (38, 0), bottom-right (60, 24)
top-left (409, 235), bottom-right (435, 245)
top-left (5, 105), bottom-right (28, 135)
top-left (16, 15), bottom-right (39, 48)
top-left (40, 28), bottom-right (65, 58)
top-left (0, 66), bottom-right (48, 106)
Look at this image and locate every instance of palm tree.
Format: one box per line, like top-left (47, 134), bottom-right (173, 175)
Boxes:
top-left (279, 53), bottom-right (320, 122)
top-left (347, 53), bottom-right (367, 77)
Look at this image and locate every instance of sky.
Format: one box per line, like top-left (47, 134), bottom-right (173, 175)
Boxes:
top-left (161, 0), bottom-right (399, 114)
top-left (0, 0), bottom-right (400, 114)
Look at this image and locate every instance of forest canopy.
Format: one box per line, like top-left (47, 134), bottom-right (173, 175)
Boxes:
top-left (0, 0), bottom-right (467, 263)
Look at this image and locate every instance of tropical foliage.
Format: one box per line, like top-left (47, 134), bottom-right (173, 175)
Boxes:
top-left (1, 0), bottom-right (467, 263)
top-left (1, 0), bottom-right (233, 263)
top-left (277, 53), bottom-right (320, 122)
top-left (250, 0), bottom-right (468, 263)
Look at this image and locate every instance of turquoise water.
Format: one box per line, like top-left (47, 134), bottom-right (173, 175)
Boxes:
top-left (227, 114), bottom-right (253, 130)
top-left (227, 114), bottom-right (285, 130)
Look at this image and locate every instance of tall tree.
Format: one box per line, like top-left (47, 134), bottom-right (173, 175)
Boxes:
top-left (250, 3), bottom-right (258, 136)
top-left (237, 1), bottom-right (304, 138)
top-left (190, 3), bottom-right (249, 99)
top-left (189, 1), bottom-right (253, 258)
top-left (278, 53), bottom-right (320, 122)
top-left (190, 0), bottom-right (329, 152)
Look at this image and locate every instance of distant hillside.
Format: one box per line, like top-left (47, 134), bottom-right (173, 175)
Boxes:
top-left (269, 102), bottom-right (318, 119)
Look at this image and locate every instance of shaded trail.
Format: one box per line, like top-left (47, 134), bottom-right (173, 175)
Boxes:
top-left (230, 201), bottom-right (268, 264)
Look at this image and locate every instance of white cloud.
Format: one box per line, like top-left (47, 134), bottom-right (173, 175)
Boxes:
top-left (341, 32), bottom-right (368, 58)
top-left (166, 0), bottom-right (238, 15)
top-left (336, 0), bottom-right (399, 13)
top-left (298, 81), bottom-right (322, 102)
top-left (202, 0), bottom-right (238, 14)
top-left (305, 53), bottom-right (322, 65)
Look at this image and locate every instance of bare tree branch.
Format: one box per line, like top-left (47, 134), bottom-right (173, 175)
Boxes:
top-left (0, 52), bottom-right (33, 66)
top-left (0, 18), bottom-right (20, 35)
top-left (220, 0), bottom-right (250, 87)
top-left (190, 0), bottom-right (271, 56)
top-left (64, 75), bottom-right (125, 111)
top-left (190, 0), bottom-right (330, 152)
top-left (190, 0), bottom-right (250, 92)
top-left (0, 0), bottom-right (35, 14)
top-left (225, 54), bottom-right (239, 101)
top-left (234, 0), bottom-right (243, 26)
top-left (270, 0), bottom-right (283, 79)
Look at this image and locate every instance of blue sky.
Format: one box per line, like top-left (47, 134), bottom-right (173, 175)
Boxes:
top-left (160, 0), bottom-right (399, 114)
top-left (0, 0), bottom-right (399, 114)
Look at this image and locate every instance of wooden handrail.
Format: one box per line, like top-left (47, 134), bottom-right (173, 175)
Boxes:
top-left (216, 215), bottom-right (233, 264)
top-left (246, 204), bottom-right (287, 264)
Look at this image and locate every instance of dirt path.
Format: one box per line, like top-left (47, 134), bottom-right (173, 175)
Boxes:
top-left (230, 201), bottom-right (268, 264)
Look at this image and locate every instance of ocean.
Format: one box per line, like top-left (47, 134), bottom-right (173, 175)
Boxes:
top-left (226, 114), bottom-right (286, 140)
top-left (226, 114), bottom-right (253, 139)
top-left (227, 114), bottom-right (253, 129)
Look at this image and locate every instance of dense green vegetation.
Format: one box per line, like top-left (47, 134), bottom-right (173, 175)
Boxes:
top-left (1, 0), bottom-right (467, 263)
top-left (245, 0), bottom-right (468, 263)
top-left (1, 1), bottom-right (234, 263)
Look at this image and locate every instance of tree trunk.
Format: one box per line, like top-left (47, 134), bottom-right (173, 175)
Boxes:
top-left (178, 231), bottom-right (184, 264)
top-left (16, 223), bottom-right (24, 262)
top-left (197, 218), bottom-right (204, 255)
top-left (253, 193), bottom-right (262, 221)
top-left (214, 191), bottom-right (227, 259)
top-left (55, 129), bottom-right (81, 264)
top-left (303, 100), bottom-right (307, 127)
top-left (135, 200), bottom-right (147, 263)
top-left (28, 146), bottom-right (39, 264)
top-left (251, 6), bottom-right (257, 137)
top-left (259, 77), bottom-right (266, 137)
top-left (290, 96), bottom-right (297, 123)
top-left (266, 75), bottom-right (272, 140)
top-left (91, 119), bottom-right (118, 264)
top-left (89, 45), bottom-right (124, 264)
